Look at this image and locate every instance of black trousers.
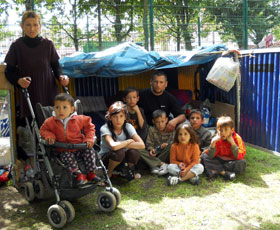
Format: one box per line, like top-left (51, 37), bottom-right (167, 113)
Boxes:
top-left (201, 153), bottom-right (247, 177)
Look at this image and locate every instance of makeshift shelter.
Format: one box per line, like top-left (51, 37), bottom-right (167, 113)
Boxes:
top-left (60, 42), bottom-right (234, 103)
top-left (60, 42), bottom-right (238, 137)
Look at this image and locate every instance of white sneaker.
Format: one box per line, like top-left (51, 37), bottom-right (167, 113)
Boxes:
top-left (151, 166), bottom-right (160, 174)
top-left (157, 164), bottom-right (168, 176)
top-left (167, 176), bottom-right (181, 186)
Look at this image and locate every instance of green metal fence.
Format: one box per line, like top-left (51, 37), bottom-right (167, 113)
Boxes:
top-left (0, 0), bottom-right (279, 58)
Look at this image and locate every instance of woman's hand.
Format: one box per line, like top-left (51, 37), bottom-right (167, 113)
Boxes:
top-left (17, 77), bottom-right (31, 88)
top-left (59, 75), bottom-right (69, 86)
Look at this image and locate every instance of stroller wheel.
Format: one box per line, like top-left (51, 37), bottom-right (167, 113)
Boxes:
top-left (33, 180), bottom-right (44, 199)
top-left (97, 191), bottom-right (117, 212)
top-left (23, 182), bottom-right (35, 202)
top-left (106, 187), bottom-right (121, 207)
top-left (47, 204), bottom-right (67, 229)
top-left (59, 200), bottom-right (75, 223)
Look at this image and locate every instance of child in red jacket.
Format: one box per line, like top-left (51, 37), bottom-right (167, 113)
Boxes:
top-left (40, 93), bottom-right (99, 185)
top-left (201, 116), bottom-right (246, 180)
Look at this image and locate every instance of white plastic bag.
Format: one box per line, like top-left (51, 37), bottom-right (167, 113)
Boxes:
top-left (206, 56), bottom-right (240, 92)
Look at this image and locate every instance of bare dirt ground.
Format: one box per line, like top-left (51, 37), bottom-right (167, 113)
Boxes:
top-left (0, 185), bottom-right (29, 230)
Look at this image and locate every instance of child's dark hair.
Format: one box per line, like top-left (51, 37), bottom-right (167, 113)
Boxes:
top-left (217, 116), bottom-right (234, 129)
top-left (189, 109), bottom-right (204, 119)
top-left (123, 86), bottom-right (139, 98)
top-left (152, 109), bottom-right (166, 120)
top-left (105, 101), bottom-right (129, 141)
top-left (174, 123), bottom-right (199, 144)
top-left (54, 93), bottom-right (74, 106)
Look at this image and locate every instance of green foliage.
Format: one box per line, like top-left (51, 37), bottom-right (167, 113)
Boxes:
top-left (204, 0), bottom-right (280, 48)
top-left (2, 0), bottom-right (280, 52)
top-left (153, 0), bottom-right (202, 50)
top-left (101, 0), bottom-right (135, 43)
top-left (43, 0), bottom-right (93, 51)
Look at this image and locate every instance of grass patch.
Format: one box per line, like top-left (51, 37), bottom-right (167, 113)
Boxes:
top-left (1, 145), bottom-right (280, 230)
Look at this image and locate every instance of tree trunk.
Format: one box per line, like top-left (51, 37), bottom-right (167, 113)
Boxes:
top-left (114, 0), bottom-right (122, 44)
top-left (73, 0), bottom-right (79, 51)
top-left (184, 31), bottom-right (192, 50)
top-left (25, 0), bottom-right (32, 11)
top-left (180, 0), bottom-right (192, 50)
top-left (175, 13), bottom-right (181, 51)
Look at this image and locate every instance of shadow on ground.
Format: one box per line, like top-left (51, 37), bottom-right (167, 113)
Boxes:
top-left (0, 146), bottom-right (279, 229)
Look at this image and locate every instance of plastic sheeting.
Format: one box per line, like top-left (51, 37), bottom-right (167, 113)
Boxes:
top-left (60, 42), bottom-right (226, 78)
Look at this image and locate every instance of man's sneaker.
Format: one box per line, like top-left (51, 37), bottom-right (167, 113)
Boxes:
top-left (151, 166), bottom-right (160, 174)
top-left (87, 172), bottom-right (101, 183)
top-left (157, 164), bottom-right (168, 176)
top-left (167, 176), bottom-right (181, 186)
top-left (223, 171), bottom-right (236, 181)
top-left (189, 176), bottom-right (200, 185)
top-left (77, 173), bottom-right (87, 185)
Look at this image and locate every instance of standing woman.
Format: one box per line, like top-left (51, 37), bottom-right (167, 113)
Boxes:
top-left (4, 10), bottom-right (69, 119)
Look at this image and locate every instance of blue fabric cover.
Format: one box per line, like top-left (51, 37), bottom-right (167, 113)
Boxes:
top-left (60, 42), bottom-right (226, 78)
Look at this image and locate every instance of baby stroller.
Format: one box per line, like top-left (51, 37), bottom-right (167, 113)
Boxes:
top-left (16, 88), bottom-right (121, 228)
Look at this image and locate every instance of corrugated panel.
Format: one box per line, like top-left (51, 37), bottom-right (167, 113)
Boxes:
top-left (118, 71), bottom-right (153, 91)
top-left (215, 83), bottom-right (237, 106)
top-left (74, 76), bottom-right (118, 97)
top-left (240, 52), bottom-right (280, 152)
top-left (178, 65), bottom-right (199, 99)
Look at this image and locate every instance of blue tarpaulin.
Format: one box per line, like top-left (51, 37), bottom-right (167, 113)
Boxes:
top-left (60, 42), bottom-right (227, 78)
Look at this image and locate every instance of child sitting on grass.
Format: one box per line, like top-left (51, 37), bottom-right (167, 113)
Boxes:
top-left (201, 115), bottom-right (246, 180)
top-left (167, 123), bottom-right (204, 186)
top-left (98, 101), bottom-right (145, 180)
top-left (40, 93), bottom-right (99, 185)
top-left (189, 109), bottom-right (212, 153)
top-left (139, 110), bottom-right (175, 176)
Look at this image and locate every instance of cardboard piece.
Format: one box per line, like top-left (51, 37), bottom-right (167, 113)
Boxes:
top-left (0, 64), bottom-right (13, 91)
top-left (211, 101), bottom-right (235, 123)
top-left (191, 100), bottom-right (235, 124)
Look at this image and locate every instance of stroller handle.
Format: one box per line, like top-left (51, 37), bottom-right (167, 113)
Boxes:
top-left (40, 138), bottom-right (88, 150)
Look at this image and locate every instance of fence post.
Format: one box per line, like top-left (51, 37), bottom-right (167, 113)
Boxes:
top-left (98, 0), bottom-right (102, 51)
top-left (198, 16), bottom-right (201, 47)
top-left (149, 0), bottom-right (154, 51)
top-left (242, 0), bottom-right (248, 49)
top-left (144, 0), bottom-right (149, 50)
top-left (86, 15), bottom-right (90, 52)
